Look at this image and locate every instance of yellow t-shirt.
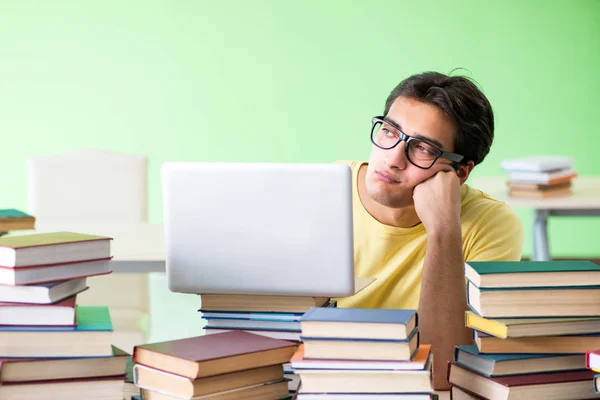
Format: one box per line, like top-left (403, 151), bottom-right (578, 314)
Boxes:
top-left (336, 161), bottom-right (523, 309)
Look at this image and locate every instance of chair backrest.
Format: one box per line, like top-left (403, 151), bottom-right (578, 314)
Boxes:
top-left (28, 149), bottom-right (148, 222)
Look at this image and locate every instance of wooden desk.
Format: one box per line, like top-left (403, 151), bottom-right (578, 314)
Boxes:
top-left (7, 221), bottom-right (166, 273)
top-left (473, 176), bottom-right (600, 261)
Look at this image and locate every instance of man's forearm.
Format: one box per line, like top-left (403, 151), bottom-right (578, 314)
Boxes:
top-left (418, 225), bottom-right (472, 390)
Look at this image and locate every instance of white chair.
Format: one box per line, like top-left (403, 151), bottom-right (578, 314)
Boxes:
top-left (28, 148), bottom-right (150, 353)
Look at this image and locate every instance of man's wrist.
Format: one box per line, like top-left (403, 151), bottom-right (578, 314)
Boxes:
top-left (426, 220), bottom-right (462, 242)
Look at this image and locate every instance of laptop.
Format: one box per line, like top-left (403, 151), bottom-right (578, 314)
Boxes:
top-left (161, 162), bottom-right (363, 297)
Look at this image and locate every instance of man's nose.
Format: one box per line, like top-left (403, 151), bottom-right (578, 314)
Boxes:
top-left (384, 140), bottom-right (408, 170)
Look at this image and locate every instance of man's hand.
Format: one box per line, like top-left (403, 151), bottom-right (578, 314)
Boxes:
top-left (413, 170), bottom-right (462, 233)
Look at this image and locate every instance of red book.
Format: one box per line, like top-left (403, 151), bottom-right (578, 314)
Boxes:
top-left (0, 295), bottom-right (77, 326)
top-left (448, 362), bottom-right (597, 399)
top-left (586, 349), bottom-right (600, 371)
top-left (133, 330), bottom-right (298, 379)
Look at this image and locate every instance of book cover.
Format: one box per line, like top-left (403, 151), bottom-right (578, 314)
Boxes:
top-left (466, 261), bottom-right (600, 275)
top-left (456, 344), bottom-right (562, 362)
top-left (134, 330), bottom-right (296, 364)
top-left (0, 232), bottom-right (111, 249)
top-left (0, 209), bottom-right (34, 219)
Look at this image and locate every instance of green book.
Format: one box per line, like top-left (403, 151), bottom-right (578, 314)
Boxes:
top-left (465, 261), bottom-right (600, 289)
top-left (455, 344), bottom-right (586, 377)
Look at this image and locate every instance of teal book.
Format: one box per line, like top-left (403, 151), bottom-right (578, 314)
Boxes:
top-left (300, 307), bottom-right (417, 340)
top-left (0, 209), bottom-right (33, 218)
top-left (465, 260), bottom-right (600, 289)
top-left (455, 344), bottom-right (586, 377)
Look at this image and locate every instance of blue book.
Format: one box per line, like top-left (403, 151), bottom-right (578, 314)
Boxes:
top-left (0, 306), bottom-right (113, 358)
top-left (455, 344), bottom-right (587, 377)
top-left (201, 311), bottom-right (304, 322)
top-left (300, 307), bottom-right (417, 340)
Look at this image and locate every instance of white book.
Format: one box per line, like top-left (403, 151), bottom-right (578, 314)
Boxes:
top-left (508, 168), bottom-right (576, 184)
top-left (0, 278), bottom-right (88, 303)
top-left (501, 155), bottom-right (574, 172)
top-left (0, 295), bottom-right (76, 325)
top-left (0, 259), bottom-right (112, 285)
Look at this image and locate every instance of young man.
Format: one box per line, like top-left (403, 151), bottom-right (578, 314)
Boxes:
top-left (336, 72), bottom-right (523, 390)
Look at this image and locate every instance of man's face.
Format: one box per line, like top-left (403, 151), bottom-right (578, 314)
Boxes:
top-left (365, 96), bottom-right (458, 208)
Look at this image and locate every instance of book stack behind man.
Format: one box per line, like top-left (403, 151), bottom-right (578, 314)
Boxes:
top-left (290, 307), bottom-right (435, 399)
top-left (199, 293), bottom-right (336, 393)
top-left (0, 231), bottom-right (129, 399)
top-left (0, 209), bottom-right (35, 235)
top-left (500, 155), bottom-right (576, 198)
top-left (131, 330), bottom-right (298, 399)
top-left (448, 260), bottom-right (600, 399)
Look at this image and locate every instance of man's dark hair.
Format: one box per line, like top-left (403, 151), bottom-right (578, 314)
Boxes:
top-left (384, 71), bottom-right (494, 166)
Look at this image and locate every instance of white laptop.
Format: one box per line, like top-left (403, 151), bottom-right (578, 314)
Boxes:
top-left (161, 162), bottom-right (364, 297)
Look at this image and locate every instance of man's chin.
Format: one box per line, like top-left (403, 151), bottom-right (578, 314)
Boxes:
top-left (368, 189), bottom-right (414, 209)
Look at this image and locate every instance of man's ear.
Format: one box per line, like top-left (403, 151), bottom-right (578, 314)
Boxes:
top-left (457, 161), bottom-right (475, 185)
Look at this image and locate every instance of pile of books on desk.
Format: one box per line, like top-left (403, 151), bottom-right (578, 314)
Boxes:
top-left (500, 155), bottom-right (576, 198)
top-left (291, 307), bottom-right (435, 399)
top-left (131, 330), bottom-right (297, 399)
top-left (0, 232), bottom-right (130, 399)
top-left (448, 260), bottom-right (600, 399)
top-left (199, 293), bottom-right (337, 394)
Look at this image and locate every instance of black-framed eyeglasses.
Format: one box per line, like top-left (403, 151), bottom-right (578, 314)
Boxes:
top-left (370, 116), bottom-right (465, 170)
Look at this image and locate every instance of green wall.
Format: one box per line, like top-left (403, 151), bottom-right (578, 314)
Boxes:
top-left (2, 0), bottom-right (599, 257)
top-left (1, 0), bottom-right (599, 339)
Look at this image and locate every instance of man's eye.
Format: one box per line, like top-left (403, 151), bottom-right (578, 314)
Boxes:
top-left (382, 128), bottom-right (396, 137)
top-left (416, 144), bottom-right (433, 154)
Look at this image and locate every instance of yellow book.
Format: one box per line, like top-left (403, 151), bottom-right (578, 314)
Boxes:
top-left (465, 311), bottom-right (600, 339)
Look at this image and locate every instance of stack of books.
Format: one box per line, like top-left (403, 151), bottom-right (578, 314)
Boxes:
top-left (131, 330), bottom-right (298, 399)
top-left (448, 260), bottom-right (600, 399)
top-left (200, 293), bottom-right (337, 393)
top-left (0, 209), bottom-right (35, 235)
top-left (500, 155), bottom-right (576, 198)
top-left (291, 307), bottom-right (435, 399)
top-left (0, 231), bottom-right (129, 399)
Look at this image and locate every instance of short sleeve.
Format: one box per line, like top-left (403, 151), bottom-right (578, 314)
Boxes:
top-left (463, 202), bottom-right (524, 262)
